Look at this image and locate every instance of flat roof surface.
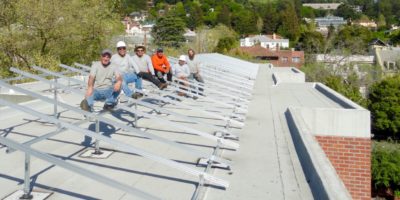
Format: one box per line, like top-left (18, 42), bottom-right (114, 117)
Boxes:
top-left (0, 55), bottom-right (352, 199)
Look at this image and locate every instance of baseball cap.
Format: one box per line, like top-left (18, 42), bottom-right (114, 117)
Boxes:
top-left (156, 47), bottom-right (163, 52)
top-left (101, 49), bottom-right (112, 57)
top-left (179, 55), bottom-right (186, 61)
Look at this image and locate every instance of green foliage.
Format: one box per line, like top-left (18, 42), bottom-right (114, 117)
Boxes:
top-left (0, 0), bottom-right (123, 79)
top-left (231, 9), bottom-right (258, 34)
top-left (297, 30), bottom-right (325, 54)
top-left (334, 3), bottom-right (361, 20)
top-left (152, 14), bottom-right (186, 47)
top-left (372, 141), bottom-right (400, 192)
top-left (368, 75), bottom-right (400, 137)
top-left (213, 37), bottom-right (237, 53)
top-left (277, 1), bottom-right (300, 42)
top-left (216, 5), bottom-right (231, 27)
top-left (323, 74), bottom-right (367, 107)
top-left (329, 25), bottom-right (373, 54)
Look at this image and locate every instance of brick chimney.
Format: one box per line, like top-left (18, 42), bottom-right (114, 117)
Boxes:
top-left (273, 33), bottom-right (276, 40)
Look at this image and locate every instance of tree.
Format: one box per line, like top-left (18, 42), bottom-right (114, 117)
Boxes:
top-left (334, 3), bottom-right (361, 20)
top-left (262, 3), bottom-right (279, 34)
top-left (298, 30), bottom-right (325, 54)
top-left (186, 2), bottom-right (204, 30)
top-left (213, 36), bottom-right (237, 53)
top-left (0, 0), bottom-right (123, 78)
top-left (368, 75), bottom-right (400, 138)
top-left (216, 5), bottom-right (231, 27)
top-left (151, 15), bottom-right (186, 47)
top-left (231, 9), bottom-right (258, 34)
top-left (277, 1), bottom-right (300, 42)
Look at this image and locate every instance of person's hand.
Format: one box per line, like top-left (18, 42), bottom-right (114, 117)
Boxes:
top-left (114, 82), bottom-right (121, 92)
top-left (85, 87), bottom-right (93, 98)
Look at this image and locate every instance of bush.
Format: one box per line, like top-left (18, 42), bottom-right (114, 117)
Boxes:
top-left (372, 141), bottom-right (400, 198)
top-left (368, 75), bottom-right (400, 138)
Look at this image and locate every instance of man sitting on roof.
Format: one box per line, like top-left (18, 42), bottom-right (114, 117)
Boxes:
top-left (111, 41), bottom-right (143, 99)
top-left (132, 45), bottom-right (167, 91)
top-left (171, 55), bottom-right (190, 96)
top-left (80, 49), bottom-right (122, 112)
top-left (151, 47), bottom-right (172, 84)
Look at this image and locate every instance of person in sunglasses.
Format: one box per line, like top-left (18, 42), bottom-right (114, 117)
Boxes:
top-left (111, 41), bottom-right (143, 99)
top-left (131, 45), bottom-right (167, 91)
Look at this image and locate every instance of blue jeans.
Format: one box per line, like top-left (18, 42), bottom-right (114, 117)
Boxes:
top-left (122, 73), bottom-right (142, 96)
top-left (86, 87), bottom-right (120, 108)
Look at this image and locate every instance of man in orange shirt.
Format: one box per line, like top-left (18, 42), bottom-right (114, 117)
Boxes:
top-left (151, 48), bottom-right (172, 83)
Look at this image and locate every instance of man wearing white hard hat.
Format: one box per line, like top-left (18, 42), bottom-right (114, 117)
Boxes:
top-left (111, 41), bottom-right (143, 99)
top-left (171, 55), bottom-right (190, 96)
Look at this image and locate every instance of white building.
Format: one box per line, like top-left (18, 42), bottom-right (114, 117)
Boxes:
top-left (240, 34), bottom-right (289, 50)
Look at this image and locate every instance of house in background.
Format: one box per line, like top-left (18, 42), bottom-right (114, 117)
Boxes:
top-left (302, 3), bottom-right (342, 10)
top-left (353, 19), bottom-right (377, 29)
top-left (239, 45), bottom-right (304, 68)
top-left (315, 16), bottom-right (347, 28)
top-left (240, 34), bottom-right (289, 50)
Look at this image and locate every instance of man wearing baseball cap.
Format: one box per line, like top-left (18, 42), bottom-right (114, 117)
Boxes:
top-left (151, 47), bottom-right (172, 84)
top-left (80, 49), bottom-right (122, 112)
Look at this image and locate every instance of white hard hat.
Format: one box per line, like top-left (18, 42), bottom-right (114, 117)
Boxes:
top-left (179, 55), bottom-right (186, 61)
top-left (116, 41), bottom-right (126, 48)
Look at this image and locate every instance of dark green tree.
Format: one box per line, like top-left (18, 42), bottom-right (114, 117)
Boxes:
top-left (298, 30), bottom-right (325, 54)
top-left (262, 3), bottom-right (279, 34)
top-left (231, 9), bottom-right (258, 34)
top-left (217, 5), bottom-right (231, 27)
top-left (151, 15), bottom-right (186, 47)
top-left (277, 1), bottom-right (300, 42)
top-left (186, 3), bottom-right (204, 30)
top-left (368, 75), bottom-right (400, 138)
top-left (334, 3), bottom-right (361, 20)
top-left (213, 37), bottom-right (237, 53)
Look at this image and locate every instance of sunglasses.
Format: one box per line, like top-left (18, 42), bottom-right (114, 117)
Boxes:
top-left (117, 47), bottom-right (126, 50)
top-left (136, 49), bottom-right (144, 52)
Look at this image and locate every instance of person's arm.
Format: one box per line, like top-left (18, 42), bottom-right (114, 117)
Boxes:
top-left (147, 55), bottom-right (155, 75)
top-left (183, 64), bottom-right (190, 78)
top-left (129, 56), bottom-right (140, 74)
top-left (114, 72), bottom-right (122, 92)
top-left (164, 56), bottom-right (171, 72)
top-left (85, 75), bottom-right (95, 98)
top-left (86, 63), bottom-right (97, 97)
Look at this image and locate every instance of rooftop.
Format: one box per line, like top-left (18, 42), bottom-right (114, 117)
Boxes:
top-left (0, 53), bottom-right (370, 199)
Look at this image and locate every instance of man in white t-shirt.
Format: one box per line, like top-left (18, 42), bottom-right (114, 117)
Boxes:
top-left (111, 41), bottom-right (143, 99)
top-left (80, 49), bottom-right (122, 112)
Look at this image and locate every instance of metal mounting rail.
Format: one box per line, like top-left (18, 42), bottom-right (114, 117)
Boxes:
top-left (59, 64), bottom-right (89, 75)
top-left (202, 64), bottom-right (256, 82)
top-left (201, 73), bottom-right (253, 92)
top-left (40, 64), bottom-right (238, 136)
top-left (117, 102), bottom-right (239, 149)
top-left (201, 69), bottom-right (254, 89)
top-left (201, 61), bottom-right (256, 80)
top-left (168, 82), bottom-right (248, 113)
top-left (28, 66), bottom-right (240, 150)
top-left (5, 70), bottom-right (233, 166)
top-left (39, 64), bottom-right (246, 127)
top-left (149, 90), bottom-right (245, 127)
top-left (0, 99), bottom-right (159, 199)
top-left (168, 58), bottom-right (254, 85)
top-left (74, 62), bottom-right (91, 71)
top-left (121, 96), bottom-right (237, 137)
top-left (0, 98), bottom-right (230, 188)
top-left (175, 78), bottom-right (250, 104)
